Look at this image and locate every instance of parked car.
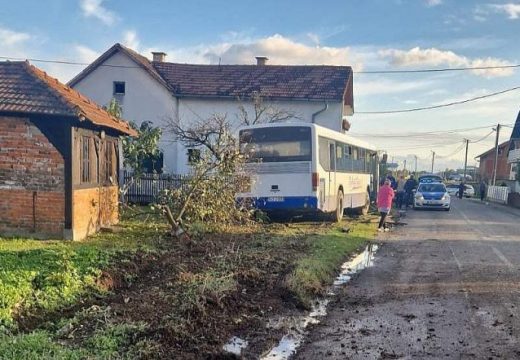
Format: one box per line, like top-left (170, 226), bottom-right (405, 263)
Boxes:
top-left (418, 174), bottom-right (444, 184)
top-left (463, 184), bottom-right (475, 198)
top-left (445, 184), bottom-right (475, 198)
top-left (446, 184), bottom-right (459, 196)
top-left (414, 183), bottom-right (451, 211)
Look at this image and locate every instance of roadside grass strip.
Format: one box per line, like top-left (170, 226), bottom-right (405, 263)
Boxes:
top-left (286, 222), bottom-right (376, 306)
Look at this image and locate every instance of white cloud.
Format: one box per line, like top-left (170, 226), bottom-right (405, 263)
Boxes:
top-left (204, 34), bottom-right (364, 69)
top-left (379, 47), bottom-right (514, 77)
top-left (426, 0), bottom-right (443, 7)
top-left (0, 26), bottom-right (30, 46)
top-left (80, 0), bottom-right (118, 25)
top-left (74, 45), bottom-right (99, 63)
top-left (491, 3), bottom-right (520, 19)
top-left (122, 30), bottom-right (139, 50)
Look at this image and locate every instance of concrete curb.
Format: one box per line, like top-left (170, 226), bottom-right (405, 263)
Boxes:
top-left (467, 197), bottom-right (520, 218)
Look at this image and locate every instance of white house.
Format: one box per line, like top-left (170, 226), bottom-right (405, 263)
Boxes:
top-left (68, 43), bottom-right (354, 174)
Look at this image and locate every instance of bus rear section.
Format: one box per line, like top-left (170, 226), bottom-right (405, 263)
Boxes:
top-left (237, 125), bottom-right (318, 214)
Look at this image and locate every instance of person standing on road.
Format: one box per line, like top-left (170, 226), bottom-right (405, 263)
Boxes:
top-left (404, 174), bottom-right (418, 209)
top-left (377, 179), bottom-right (394, 232)
top-left (396, 175), bottom-right (406, 209)
top-left (386, 172), bottom-right (397, 190)
top-left (458, 181), bottom-right (465, 199)
top-left (479, 180), bottom-right (487, 201)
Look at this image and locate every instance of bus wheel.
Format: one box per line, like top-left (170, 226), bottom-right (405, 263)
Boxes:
top-left (332, 191), bottom-right (344, 223)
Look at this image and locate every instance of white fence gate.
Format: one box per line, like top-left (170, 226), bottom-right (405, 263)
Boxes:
top-left (487, 185), bottom-right (509, 204)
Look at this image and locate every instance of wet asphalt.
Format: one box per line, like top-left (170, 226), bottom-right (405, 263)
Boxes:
top-left (294, 199), bottom-right (520, 360)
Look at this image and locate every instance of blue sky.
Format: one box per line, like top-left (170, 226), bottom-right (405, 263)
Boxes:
top-left (1, 0), bottom-right (519, 171)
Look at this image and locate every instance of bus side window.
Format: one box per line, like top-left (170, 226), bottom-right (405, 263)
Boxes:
top-left (329, 143), bottom-right (336, 171)
top-left (318, 137), bottom-right (330, 171)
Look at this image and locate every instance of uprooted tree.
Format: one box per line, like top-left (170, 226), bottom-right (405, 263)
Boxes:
top-left (158, 114), bottom-right (251, 239)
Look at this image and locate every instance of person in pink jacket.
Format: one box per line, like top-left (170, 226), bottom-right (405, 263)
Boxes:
top-left (377, 179), bottom-right (395, 232)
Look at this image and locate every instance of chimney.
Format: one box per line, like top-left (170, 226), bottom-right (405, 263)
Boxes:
top-left (152, 52), bottom-right (167, 62)
top-left (256, 56), bottom-right (268, 66)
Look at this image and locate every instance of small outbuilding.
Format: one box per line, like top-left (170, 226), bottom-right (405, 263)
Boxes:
top-left (0, 61), bottom-right (137, 240)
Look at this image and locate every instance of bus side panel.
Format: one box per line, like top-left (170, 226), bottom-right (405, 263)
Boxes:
top-left (337, 173), bottom-right (371, 209)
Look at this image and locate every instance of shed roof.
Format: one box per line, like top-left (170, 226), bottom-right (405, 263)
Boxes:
top-left (0, 61), bottom-right (136, 136)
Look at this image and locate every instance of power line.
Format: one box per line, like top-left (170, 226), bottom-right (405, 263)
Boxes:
top-left (1, 54), bottom-right (519, 74)
top-left (469, 130), bottom-right (495, 144)
top-left (351, 124), bottom-right (513, 138)
top-left (356, 64), bottom-right (520, 74)
top-left (357, 86), bottom-right (520, 114)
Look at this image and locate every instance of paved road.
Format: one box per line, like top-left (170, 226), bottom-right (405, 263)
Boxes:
top-left (295, 199), bottom-right (520, 359)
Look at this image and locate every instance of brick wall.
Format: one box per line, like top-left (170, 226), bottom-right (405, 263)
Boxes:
top-left (72, 186), bottom-right (119, 240)
top-left (0, 116), bottom-right (65, 238)
top-left (479, 144), bottom-right (512, 182)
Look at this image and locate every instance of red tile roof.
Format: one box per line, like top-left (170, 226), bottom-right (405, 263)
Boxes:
top-left (68, 43), bottom-right (353, 104)
top-left (0, 61), bottom-right (137, 136)
top-left (153, 62), bottom-right (352, 101)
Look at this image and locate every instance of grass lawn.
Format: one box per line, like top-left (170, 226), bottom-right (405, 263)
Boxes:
top-left (0, 214), bottom-right (376, 359)
top-left (0, 220), bottom-right (166, 329)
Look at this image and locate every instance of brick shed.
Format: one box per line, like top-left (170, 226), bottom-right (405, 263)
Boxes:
top-left (0, 61), bottom-right (137, 240)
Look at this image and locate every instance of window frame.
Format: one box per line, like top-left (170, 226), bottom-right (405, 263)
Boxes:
top-left (113, 81), bottom-right (126, 95)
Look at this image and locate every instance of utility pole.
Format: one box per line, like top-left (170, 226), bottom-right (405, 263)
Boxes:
top-left (431, 151), bottom-right (435, 173)
top-left (492, 124), bottom-right (501, 186)
top-left (403, 159), bottom-right (407, 171)
top-left (414, 155), bottom-right (418, 175)
top-left (463, 139), bottom-right (469, 181)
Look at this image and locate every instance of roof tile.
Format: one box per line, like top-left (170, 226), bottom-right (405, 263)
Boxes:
top-left (0, 61), bottom-right (136, 136)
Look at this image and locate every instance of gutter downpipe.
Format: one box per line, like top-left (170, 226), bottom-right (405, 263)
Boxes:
top-left (311, 101), bottom-right (328, 123)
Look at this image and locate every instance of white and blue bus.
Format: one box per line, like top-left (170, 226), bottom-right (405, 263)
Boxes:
top-left (237, 123), bottom-right (377, 221)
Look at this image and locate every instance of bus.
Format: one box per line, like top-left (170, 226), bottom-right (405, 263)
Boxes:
top-left (237, 123), bottom-right (377, 221)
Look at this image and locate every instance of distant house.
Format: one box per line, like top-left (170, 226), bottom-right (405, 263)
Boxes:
top-left (507, 110), bottom-right (520, 165)
top-left (68, 43), bottom-right (354, 174)
top-left (0, 61), bottom-right (136, 240)
top-left (476, 141), bottom-right (515, 183)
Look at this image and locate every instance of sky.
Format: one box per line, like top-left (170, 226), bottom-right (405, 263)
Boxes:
top-left (1, 0), bottom-right (519, 172)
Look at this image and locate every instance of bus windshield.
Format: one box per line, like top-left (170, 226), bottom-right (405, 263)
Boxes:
top-left (239, 126), bottom-right (312, 163)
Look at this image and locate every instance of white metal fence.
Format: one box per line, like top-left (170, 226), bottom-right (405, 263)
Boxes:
top-left (487, 185), bottom-right (510, 204)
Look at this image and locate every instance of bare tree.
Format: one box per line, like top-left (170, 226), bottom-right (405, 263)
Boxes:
top-left (160, 114), bottom-right (250, 240)
top-left (237, 92), bottom-right (302, 125)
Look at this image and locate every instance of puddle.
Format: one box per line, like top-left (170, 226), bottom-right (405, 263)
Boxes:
top-left (260, 243), bottom-right (379, 359)
top-left (222, 336), bottom-right (248, 356)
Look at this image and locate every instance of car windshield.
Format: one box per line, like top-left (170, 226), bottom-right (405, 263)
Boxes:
top-left (446, 184), bottom-right (458, 188)
top-left (418, 184), bottom-right (446, 193)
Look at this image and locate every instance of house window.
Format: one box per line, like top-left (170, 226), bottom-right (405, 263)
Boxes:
top-left (113, 81), bottom-right (126, 95)
top-left (187, 148), bottom-right (201, 164)
top-left (81, 136), bottom-right (91, 183)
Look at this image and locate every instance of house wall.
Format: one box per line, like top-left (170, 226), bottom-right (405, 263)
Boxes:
top-left (71, 51), bottom-right (346, 175)
top-left (479, 145), bottom-right (512, 182)
top-left (71, 51), bottom-right (177, 172)
top-left (0, 116), bottom-right (65, 238)
top-left (175, 98), bottom-right (344, 173)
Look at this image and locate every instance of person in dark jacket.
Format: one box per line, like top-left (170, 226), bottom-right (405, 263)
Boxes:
top-left (386, 172), bottom-right (397, 190)
top-left (479, 180), bottom-right (487, 201)
top-left (458, 182), bottom-right (465, 199)
top-left (404, 175), bottom-right (418, 208)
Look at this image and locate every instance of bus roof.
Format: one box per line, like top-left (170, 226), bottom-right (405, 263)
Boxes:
top-left (239, 122), bottom-right (377, 151)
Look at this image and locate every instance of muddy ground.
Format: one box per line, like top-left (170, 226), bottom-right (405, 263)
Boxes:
top-left (295, 199), bottom-right (520, 359)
